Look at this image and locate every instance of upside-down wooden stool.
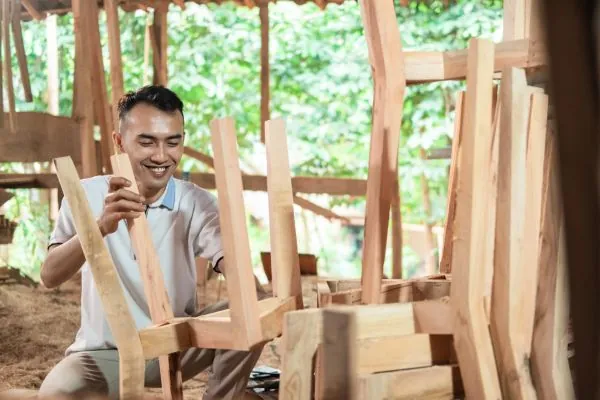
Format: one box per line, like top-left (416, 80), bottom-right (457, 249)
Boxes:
top-left (52, 116), bottom-right (303, 399)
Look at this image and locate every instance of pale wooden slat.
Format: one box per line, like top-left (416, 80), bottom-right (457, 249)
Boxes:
top-left (3, 0), bottom-right (15, 132)
top-left (449, 38), bottom-right (502, 399)
top-left (265, 118), bottom-right (303, 308)
top-left (321, 309), bottom-right (357, 400)
top-left (491, 67), bottom-right (537, 398)
top-left (358, 0), bottom-right (405, 304)
top-left (110, 153), bottom-right (183, 400)
top-left (209, 117), bottom-right (262, 348)
top-left (105, 0), bottom-right (125, 133)
top-left (53, 156), bottom-right (145, 399)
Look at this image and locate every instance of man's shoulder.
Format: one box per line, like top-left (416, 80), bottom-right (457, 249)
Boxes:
top-left (172, 177), bottom-right (217, 208)
top-left (80, 174), bottom-right (110, 189)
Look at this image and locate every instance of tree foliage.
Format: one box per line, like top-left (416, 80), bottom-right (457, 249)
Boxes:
top-left (1, 0), bottom-right (502, 278)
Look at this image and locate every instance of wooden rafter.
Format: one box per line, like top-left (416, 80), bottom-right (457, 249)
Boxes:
top-left (11, 1), bottom-right (32, 103)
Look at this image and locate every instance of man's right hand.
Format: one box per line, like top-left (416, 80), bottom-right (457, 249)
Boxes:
top-left (97, 176), bottom-right (146, 237)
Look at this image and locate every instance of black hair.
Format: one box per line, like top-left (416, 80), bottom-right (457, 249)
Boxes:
top-left (117, 85), bottom-right (184, 124)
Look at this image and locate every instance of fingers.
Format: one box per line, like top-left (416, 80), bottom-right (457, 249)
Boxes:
top-left (104, 188), bottom-right (145, 207)
top-left (108, 176), bottom-right (133, 192)
top-left (105, 198), bottom-right (146, 214)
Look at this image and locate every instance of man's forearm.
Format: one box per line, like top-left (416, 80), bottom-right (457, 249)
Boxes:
top-left (40, 235), bottom-right (87, 288)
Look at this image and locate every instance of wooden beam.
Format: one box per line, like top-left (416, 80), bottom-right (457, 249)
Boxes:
top-left (209, 117), bottom-right (262, 348)
top-left (183, 145), bottom-right (349, 221)
top-left (530, 128), bottom-right (575, 399)
top-left (321, 309), bottom-right (357, 400)
top-left (152, 5), bottom-right (168, 86)
top-left (72, 0), bottom-right (98, 177)
top-left (450, 38), bottom-right (501, 399)
top-left (259, 4), bottom-right (269, 143)
top-left (86, 0), bottom-right (114, 172)
top-left (0, 2), bottom-right (4, 129)
top-left (541, 0), bottom-right (600, 397)
top-left (178, 171), bottom-right (368, 196)
top-left (20, 0), bottom-right (45, 20)
top-left (53, 156), bottom-right (145, 399)
top-left (11, 2), bottom-right (32, 102)
top-left (404, 39), bottom-right (545, 84)
top-left (3, 0), bottom-right (15, 133)
top-left (265, 118), bottom-right (303, 307)
top-left (391, 178), bottom-right (402, 278)
top-left (0, 112), bottom-right (81, 165)
top-left (358, 0), bottom-right (405, 304)
top-left (0, 173), bottom-right (58, 188)
top-left (491, 67), bottom-right (537, 398)
top-left (105, 0), bottom-right (125, 133)
top-left (439, 91), bottom-right (464, 273)
top-left (0, 189), bottom-right (13, 207)
top-left (110, 154), bottom-right (183, 400)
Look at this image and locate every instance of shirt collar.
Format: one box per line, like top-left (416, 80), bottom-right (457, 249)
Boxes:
top-left (147, 177), bottom-right (176, 210)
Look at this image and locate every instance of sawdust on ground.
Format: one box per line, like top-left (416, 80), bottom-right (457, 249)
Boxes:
top-left (0, 274), bottom-right (318, 399)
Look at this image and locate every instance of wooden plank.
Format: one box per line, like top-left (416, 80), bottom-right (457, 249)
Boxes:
top-left (449, 38), bottom-right (502, 399)
top-left (490, 67), bottom-right (537, 398)
top-left (542, 0), bottom-right (600, 397)
top-left (177, 171), bottom-right (368, 196)
top-left (10, 2), bottom-right (32, 102)
top-left (358, 0), bottom-right (405, 304)
top-left (265, 118), bottom-right (303, 308)
top-left (259, 296), bottom-right (297, 340)
top-left (0, 173), bottom-right (58, 188)
top-left (3, 0), bottom-right (15, 132)
top-left (530, 129), bottom-right (575, 399)
top-left (110, 153), bottom-right (183, 400)
top-left (404, 39), bottom-right (545, 84)
top-left (53, 156), bottom-right (145, 399)
top-left (519, 90), bottom-right (548, 355)
top-left (391, 178), bottom-right (402, 278)
top-left (279, 309), bottom-right (322, 400)
top-left (504, 0), bottom-right (526, 40)
top-left (321, 309), bottom-right (357, 400)
top-left (86, 0), bottom-right (114, 172)
top-left (259, 4), bottom-right (269, 143)
top-left (0, 2), bottom-right (4, 129)
top-left (209, 117), bottom-right (262, 348)
top-left (439, 91), bottom-right (464, 274)
top-left (105, 0), bottom-right (124, 132)
top-left (0, 112), bottom-right (81, 165)
top-left (72, 0), bottom-right (97, 177)
top-left (356, 365), bottom-right (463, 399)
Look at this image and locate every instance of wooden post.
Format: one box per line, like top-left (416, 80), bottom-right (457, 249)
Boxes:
top-left (3, 0), bottom-right (15, 133)
top-left (152, 4), bottom-right (168, 86)
top-left (46, 14), bottom-right (59, 222)
top-left (358, 0), bottom-right (405, 304)
top-left (259, 3), bottom-right (269, 144)
top-left (72, 0), bottom-right (98, 178)
top-left (540, 0), bottom-right (600, 397)
top-left (265, 118), bottom-right (303, 309)
top-left (105, 0), bottom-right (125, 134)
top-left (321, 309), bottom-right (357, 400)
top-left (209, 117), bottom-right (262, 347)
top-left (391, 178), bottom-right (402, 279)
top-left (449, 38), bottom-right (501, 399)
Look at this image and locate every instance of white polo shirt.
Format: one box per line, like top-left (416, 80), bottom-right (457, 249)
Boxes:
top-left (49, 175), bottom-right (224, 355)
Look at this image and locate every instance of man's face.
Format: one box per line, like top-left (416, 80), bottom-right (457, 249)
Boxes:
top-left (113, 103), bottom-right (184, 196)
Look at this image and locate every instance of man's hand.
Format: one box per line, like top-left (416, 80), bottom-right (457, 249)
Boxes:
top-left (97, 176), bottom-right (146, 237)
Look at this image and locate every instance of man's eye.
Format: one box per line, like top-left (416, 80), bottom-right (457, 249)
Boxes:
top-left (168, 141), bottom-right (181, 147)
top-left (139, 141), bottom-right (153, 146)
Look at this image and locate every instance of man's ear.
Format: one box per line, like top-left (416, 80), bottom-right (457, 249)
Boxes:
top-left (112, 131), bottom-right (124, 152)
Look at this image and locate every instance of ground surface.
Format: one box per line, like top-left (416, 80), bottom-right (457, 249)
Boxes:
top-left (0, 273), bottom-right (318, 399)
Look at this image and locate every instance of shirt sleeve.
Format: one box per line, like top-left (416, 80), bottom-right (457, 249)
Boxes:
top-left (48, 196), bottom-right (76, 248)
top-left (192, 195), bottom-right (225, 271)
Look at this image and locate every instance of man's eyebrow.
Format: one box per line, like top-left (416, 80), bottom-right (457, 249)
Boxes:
top-left (137, 133), bottom-right (183, 140)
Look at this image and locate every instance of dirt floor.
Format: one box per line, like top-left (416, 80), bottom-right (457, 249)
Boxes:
top-left (0, 272), bottom-right (318, 399)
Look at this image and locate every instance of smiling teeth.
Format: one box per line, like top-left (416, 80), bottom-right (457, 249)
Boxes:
top-left (150, 167), bottom-right (166, 172)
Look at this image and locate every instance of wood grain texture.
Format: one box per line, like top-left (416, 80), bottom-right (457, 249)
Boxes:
top-left (358, 0), bottom-right (405, 305)
top-left (321, 309), bottom-right (357, 400)
top-left (53, 156), bottom-right (145, 399)
top-left (209, 117), bottom-right (262, 348)
top-left (265, 118), bottom-right (303, 308)
top-left (110, 153), bottom-right (183, 400)
top-left (449, 38), bottom-right (502, 399)
top-left (105, 0), bottom-right (124, 132)
top-left (11, 2), bottom-right (32, 103)
top-left (3, 0), bottom-right (15, 132)
top-left (491, 67), bottom-right (537, 399)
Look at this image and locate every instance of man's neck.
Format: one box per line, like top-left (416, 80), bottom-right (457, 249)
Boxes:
top-left (140, 185), bottom-right (166, 205)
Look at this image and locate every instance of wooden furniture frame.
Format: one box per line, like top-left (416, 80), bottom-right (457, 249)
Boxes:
top-left (52, 116), bottom-right (303, 399)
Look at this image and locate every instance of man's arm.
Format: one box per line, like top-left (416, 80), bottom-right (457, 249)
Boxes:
top-left (41, 238), bottom-right (86, 289)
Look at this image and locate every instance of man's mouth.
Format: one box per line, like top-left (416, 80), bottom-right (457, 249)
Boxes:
top-left (144, 165), bottom-right (171, 178)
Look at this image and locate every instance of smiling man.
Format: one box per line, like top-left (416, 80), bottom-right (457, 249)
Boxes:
top-left (38, 86), bottom-right (266, 399)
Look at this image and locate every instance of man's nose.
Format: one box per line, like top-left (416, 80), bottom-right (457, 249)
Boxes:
top-left (150, 144), bottom-right (169, 164)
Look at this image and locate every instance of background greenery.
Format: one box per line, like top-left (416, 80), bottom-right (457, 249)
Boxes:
top-left (0, 0), bottom-right (503, 281)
